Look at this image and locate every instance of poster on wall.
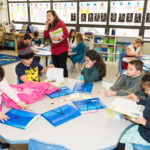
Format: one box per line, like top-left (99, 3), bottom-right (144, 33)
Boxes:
top-left (30, 3), bottom-right (50, 23)
top-left (145, 1), bottom-right (150, 26)
top-left (53, 2), bottom-right (77, 24)
top-left (110, 1), bottom-right (144, 26)
top-left (79, 2), bottom-right (108, 25)
top-left (9, 3), bottom-right (28, 22)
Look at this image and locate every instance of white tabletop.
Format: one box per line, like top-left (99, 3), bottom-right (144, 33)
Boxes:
top-left (0, 78), bottom-right (131, 150)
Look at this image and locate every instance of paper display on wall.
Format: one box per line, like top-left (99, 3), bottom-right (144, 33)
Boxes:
top-left (145, 1), bottom-right (150, 26)
top-left (110, 1), bottom-right (144, 26)
top-left (9, 3), bottom-right (28, 22)
top-left (79, 2), bottom-right (108, 25)
top-left (53, 2), bottom-right (77, 24)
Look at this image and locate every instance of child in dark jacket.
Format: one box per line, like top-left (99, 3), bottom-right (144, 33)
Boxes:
top-left (81, 50), bottom-right (106, 83)
top-left (119, 72), bottom-right (150, 150)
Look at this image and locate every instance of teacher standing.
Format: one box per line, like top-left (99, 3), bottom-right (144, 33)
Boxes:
top-left (43, 10), bottom-right (69, 77)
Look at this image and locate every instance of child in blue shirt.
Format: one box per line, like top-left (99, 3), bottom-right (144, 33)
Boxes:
top-left (81, 50), bottom-right (106, 83)
top-left (119, 72), bottom-right (150, 150)
top-left (32, 31), bottom-right (42, 46)
top-left (16, 41), bottom-right (53, 83)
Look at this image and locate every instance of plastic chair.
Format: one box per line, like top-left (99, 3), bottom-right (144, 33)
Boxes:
top-left (79, 56), bottom-right (85, 70)
top-left (133, 144), bottom-right (150, 150)
top-left (118, 52), bottom-right (126, 75)
top-left (28, 139), bottom-right (69, 150)
top-left (17, 77), bottom-right (20, 84)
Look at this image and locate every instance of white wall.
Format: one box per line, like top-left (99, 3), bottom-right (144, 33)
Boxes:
top-left (0, 0), bottom-right (8, 23)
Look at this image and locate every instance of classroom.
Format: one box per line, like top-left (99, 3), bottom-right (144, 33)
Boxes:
top-left (0, 0), bottom-right (150, 150)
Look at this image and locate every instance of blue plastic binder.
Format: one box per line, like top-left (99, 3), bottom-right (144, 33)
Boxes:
top-left (0, 109), bottom-right (39, 129)
top-left (72, 98), bottom-right (106, 112)
top-left (73, 82), bottom-right (93, 94)
top-left (41, 104), bottom-right (81, 127)
top-left (47, 86), bottom-right (74, 99)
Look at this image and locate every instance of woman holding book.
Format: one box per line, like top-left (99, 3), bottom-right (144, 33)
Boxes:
top-left (43, 10), bottom-right (69, 77)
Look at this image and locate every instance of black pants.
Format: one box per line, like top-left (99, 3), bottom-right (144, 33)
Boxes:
top-left (52, 52), bottom-right (68, 77)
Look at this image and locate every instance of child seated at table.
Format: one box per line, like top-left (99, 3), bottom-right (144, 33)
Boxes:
top-left (80, 50), bottom-right (106, 83)
top-left (69, 29), bottom-right (76, 49)
top-left (104, 59), bottom-right (145, 98)
top-left (16, 41), bottom-right (54, 83)
top-left (32, 31), bottom-right (42, 46)
top-left (0, 65), bottom-right (26, 122)
top-left (119, 72), bottom-right (150, 150)
top-left (70, 32), bottom-right (86, 71)
top-left (122, 38), bottom-right (143, 70)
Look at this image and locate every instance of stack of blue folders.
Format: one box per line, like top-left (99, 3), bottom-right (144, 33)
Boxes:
top-left (41, 104), bottom-right (81, 127)
top-left (0, 109), bottom-right (39, 129)
top-left (47, 86), bottom-right (74, 98)
top-left (72, 98), bottom-right (106, 112)
top-left (73, 82), bottom-right (93, 94)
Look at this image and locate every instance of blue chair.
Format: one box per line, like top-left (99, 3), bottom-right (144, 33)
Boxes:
top-left (133, 144), bottom-right (150, 150)
top-left (79, 55), bottom-right (85, 70)
top-left (17, 77), bottom-right (20, 84)
top-left (118, 52), bottom-right (126, 75)
top-left (28, 139), bottom-right (69, 150)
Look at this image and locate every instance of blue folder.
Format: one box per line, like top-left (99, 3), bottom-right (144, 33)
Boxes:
top-left (72, 98), bottom-right (106, 112)
top-left (0, 109), bottom-right (39, 130)
top-left (47, 86), bottom-right (74, 99)
top-left (41, 104), bottom-right (81, 127)
top-left (73, 82), bottom-right (93, 94)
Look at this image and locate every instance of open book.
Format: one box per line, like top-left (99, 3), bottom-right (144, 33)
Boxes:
top-left (108, 98), bottom-right (144, 121)
top-left (45, 68), bottom-right (64, 83)
top-left (0, 109), bottom-right (39, 129)
top-left (49, 28), bottom-right (63, 44)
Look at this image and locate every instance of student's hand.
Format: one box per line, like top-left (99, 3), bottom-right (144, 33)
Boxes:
top-left (104, 90), bottom-right (117, 96)
top-left (135, 116), bottom-right (146, 126)
top-left (127, 93), bottom-right (139, 102)
top-left (48, 64), bottom-right (54, 68)
top-left (17, 101), bottom-right (28, 109)
top-left (0, 112), bottom-right (9, 123)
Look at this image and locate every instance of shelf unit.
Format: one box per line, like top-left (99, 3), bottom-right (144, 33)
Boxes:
top-left (93, 34), bottom-right (140, 62)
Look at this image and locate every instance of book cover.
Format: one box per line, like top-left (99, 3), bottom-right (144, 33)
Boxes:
top-left (49, 28), bottom-right (63, 44)
top-left (0, 109), bottom-right (39, 129)
top-left (73, 82), bottom-right (93, 94)
top-left (47, 86), bottom-right (74, 99)
top-left (73, 98), bottom-right (106, 113)
top-left (41, 104), bottom-right (81, 127)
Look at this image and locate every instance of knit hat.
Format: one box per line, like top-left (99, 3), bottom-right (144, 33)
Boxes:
top-left (18, 40), bottom-right (34, 59)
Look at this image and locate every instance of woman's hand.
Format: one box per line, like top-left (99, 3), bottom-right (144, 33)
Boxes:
top-left (0, 112), bottom-right (9, 123)
top-left (135, 116), bottom-right (146, 126)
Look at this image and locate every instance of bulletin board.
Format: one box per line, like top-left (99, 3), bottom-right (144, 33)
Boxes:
top-left (9, 3), bottom-right (28, 22)
top-left (145, 0), bottom-right (150, 26)
top-left (53, 2), bottom-right (77, 24)
top-left (30, 3), bottom-right (51, 23)
top-left (79, 1), bottom-right (108, 25)
top-left (110, 1), bottom-right (144, 26)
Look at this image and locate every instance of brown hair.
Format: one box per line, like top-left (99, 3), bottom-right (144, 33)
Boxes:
top-left (33, 31), bottom-right (39, 38)
top-left (76, 32), bottom-right (84, 44)
top-left (141, 72), bottom-right (150, 88)
top-left (129, 59), bottom-right (143, 71)
top-left (47, 10), bottom-right (61, 29)
top-left (133, 38), bottom-right (142, 44)
top-left (85, 50), bottom-right (106, 80)
top-left (0, 65), bottom-right (4, 81)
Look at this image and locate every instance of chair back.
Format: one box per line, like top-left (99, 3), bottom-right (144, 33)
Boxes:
top-left (118, 52), bottom-right (126, 75)
top-left (29, 139), bottom-right (69, 150)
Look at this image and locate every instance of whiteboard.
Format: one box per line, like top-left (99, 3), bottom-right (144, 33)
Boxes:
top-left (145, 1), bottom-right (150, 26)
top-left (53, 2), bottom-right (77, 24)
top-left (79, 2), bottom-right (108, 25)
top-left (110, 1), bottom-right (144, 26)
top-left (30, 3), bottom-right (51, 23)
top-left (9, 3), bottom-right (28, 22)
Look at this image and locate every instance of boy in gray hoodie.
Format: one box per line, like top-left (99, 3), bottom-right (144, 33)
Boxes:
top-left (104, 59), bottom-right (145, 98)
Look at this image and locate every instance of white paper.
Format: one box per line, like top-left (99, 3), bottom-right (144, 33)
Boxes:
top-left (46, 68), bottom-right (64, 83)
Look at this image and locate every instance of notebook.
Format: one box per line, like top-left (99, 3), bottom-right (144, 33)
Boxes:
top-left (73, 98), bottom-right (106, 113)
top-left (0, 109), bottom-right (39, 129)
top-left (73, 82), bottom-right (93, 94)
top-left (41, 104), bottom-right (81, 127)
top-left (108, 98), bottom-right (144, 122)
top-left (46, 68), bottom-right (64, 83)
top-left (47, 86), bottom-right (74, 99)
